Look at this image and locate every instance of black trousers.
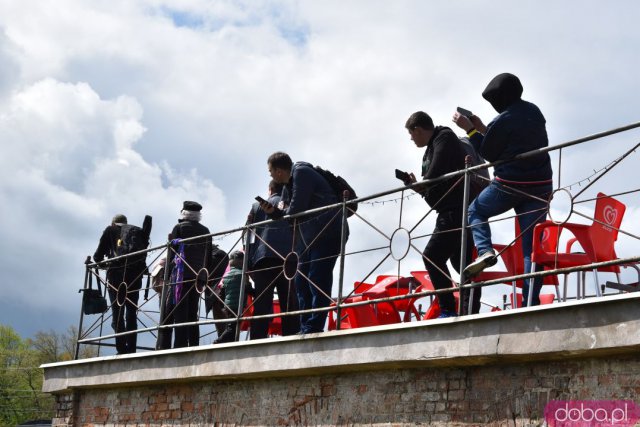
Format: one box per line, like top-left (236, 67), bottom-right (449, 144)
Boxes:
top-left (423, 209), bottom-right (479, 315)
top-left (249, 257), bottom-right (300, 339)
top-left (106, 269), bottom-right (142, 354)
top-left (173, 281), bottom-right (200, 348)
top-left (156, 286), bottom-right (174, 350)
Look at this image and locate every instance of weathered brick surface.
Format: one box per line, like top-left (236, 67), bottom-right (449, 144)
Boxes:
top-left (53, 355), bottom-right (640, 426)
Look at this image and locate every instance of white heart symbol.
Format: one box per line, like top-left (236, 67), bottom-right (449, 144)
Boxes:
top-left (603, 205), bottom-right (617, 226)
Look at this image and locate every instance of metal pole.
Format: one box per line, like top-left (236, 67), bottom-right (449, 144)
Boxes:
top-left (458, 156), bottom-right (472, 315)
top-left (235, 225), bottom-right (252, 341)
top-left (75, 256), bottom-right (92, 360)
top-left (157, 242), bottom-right (172, 349)
top-left (335, 190), bottom-right (350, 330)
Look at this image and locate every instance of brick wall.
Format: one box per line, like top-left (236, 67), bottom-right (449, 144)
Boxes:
top-left (52, 354), bottom-right (640, 426)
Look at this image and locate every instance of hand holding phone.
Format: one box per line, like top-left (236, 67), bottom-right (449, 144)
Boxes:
top-left (395, 169), bottom-right (411, 184)
top-left (456, 106), bottom-right (473, 118)
top-left (255, 195), bottom-right (274, 213)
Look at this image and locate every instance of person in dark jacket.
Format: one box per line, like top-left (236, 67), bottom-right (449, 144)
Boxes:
top-left (247, 180), bottom-right (299, 339)
top-left (453, 73), bottom-right (553, 306)
top-left (259, 152), bottom-right (348, 334)
top-left (161, 201), bottom-right (213, 348)
top-left (93, 214), bottom-right (148, 354)
top-left (404, 112), bottom-right (478, 317)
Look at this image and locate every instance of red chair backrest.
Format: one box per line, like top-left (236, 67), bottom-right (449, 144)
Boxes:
top-left (590, 192), bottom-right (626, 262)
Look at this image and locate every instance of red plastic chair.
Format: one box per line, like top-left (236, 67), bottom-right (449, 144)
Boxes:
top-left (353, 281), bottom-right (374, 294)
top-left (531, 192), bottom-right (626, 302)
top-left (239, 294), bottom-right (254, 332)
top-left (474, 219), bottom-right (560, 309)
top-left (267, 299), bottom-right (282, 336)
top-left (328, 296), bottom-right (379, 330)
top-left (363, 275), bottom-right (414, 322)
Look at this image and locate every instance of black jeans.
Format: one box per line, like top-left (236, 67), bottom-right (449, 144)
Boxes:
top-left (106, 269), bottom-right (142, 354)
top-left (173, 281), bottom-right (200, 348)
top-left (249, 257), bottom-right (300, 339)
top-left (423, 209), bottom-right (478, 315)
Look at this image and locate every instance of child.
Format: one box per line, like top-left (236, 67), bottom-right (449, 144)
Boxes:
top-left (214, 251), bottom-right (249, 343)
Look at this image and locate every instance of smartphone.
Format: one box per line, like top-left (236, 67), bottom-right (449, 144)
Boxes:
top-left (395, 168), bottom-right (411, 183)
top-left (456, 106), bottom-right (473, 118)
top-left (254, 196), bottom-right (267, 204)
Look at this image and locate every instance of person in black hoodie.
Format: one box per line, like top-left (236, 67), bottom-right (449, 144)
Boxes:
top-left (404, 111), bottom-right (478, 317)
top-left (162, 201), bottom-right (213, 348)
top-left (453, 73), bottom-right (553, 306)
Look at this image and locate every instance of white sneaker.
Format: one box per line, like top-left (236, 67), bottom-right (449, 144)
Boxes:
top-left (464, 250), bottom-right (497, 279)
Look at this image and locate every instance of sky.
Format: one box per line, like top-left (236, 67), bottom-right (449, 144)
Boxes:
top-left (1, 0), bottom-right (640, 339)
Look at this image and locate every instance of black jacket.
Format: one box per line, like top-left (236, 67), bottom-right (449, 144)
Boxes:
top-left (169, 220), bottom-right (213, 281)
top-left (420, 126), bottom-right (467, 212)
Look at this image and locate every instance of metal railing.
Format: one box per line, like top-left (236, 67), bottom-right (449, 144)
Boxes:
top-left (75, 121), bottom-right (640, 359)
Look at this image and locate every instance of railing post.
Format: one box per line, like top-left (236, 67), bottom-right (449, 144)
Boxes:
top-left (335, 190), bottom-right (350, 330)
top-left (458, 155), bottom-right (472, 315)
top-left (75, 256), bottom-right (92, 360)
top-left (235, 226), bottom-right (252, 341)
top-left (157, 241), bottom-right (172, 349)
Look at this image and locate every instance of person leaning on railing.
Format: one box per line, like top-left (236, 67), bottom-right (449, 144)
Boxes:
top-left (453, 73), bottom-right (553, 306)
top-left (247, 179), bottom-right (300, 339)
top-left (403, 111), bottom-right (479, 317)
top-left (258, 152), bottom-right (349, 335)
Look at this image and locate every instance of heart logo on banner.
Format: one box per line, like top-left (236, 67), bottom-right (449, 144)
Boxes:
top-left (603, 205), bottom-right (618, 226)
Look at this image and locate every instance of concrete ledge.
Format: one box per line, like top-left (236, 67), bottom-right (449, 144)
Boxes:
top-left (42, 293), bottom-right (640, 393)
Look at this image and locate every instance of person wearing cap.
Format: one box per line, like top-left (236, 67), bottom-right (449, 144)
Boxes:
top-left (259, 152), bottom-right (348, 334)
top-left (93, 214), bottom-right (147, 354)
top-left (453, 73), bottom-right (553, 306)
top-left (214, 250), bottom-right (251, 343)
top-left (160, 201), bottom-right (213, 349)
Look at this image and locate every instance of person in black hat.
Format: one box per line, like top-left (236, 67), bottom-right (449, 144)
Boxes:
top-left (453, 73), bottom-right (553, 306)
top-left (158, 201), bottom-right (213, 349)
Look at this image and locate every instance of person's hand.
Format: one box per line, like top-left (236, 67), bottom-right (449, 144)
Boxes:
top-left (259, 200), bottom-right (275, 214)
top-left (469, 115), bottom-right (487, 134)
top-left (452, 112), bottom-right (475, 132)
top-left (407, 172), bottom-right (418, 184)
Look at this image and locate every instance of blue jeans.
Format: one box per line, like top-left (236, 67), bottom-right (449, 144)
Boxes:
top-left (468, 181), bottom-right (552, 306)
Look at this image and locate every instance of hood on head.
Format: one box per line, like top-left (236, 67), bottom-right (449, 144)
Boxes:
top-left (482, 73), bottom-right (523, 113)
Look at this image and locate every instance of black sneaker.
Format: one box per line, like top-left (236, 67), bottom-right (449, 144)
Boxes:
top-left (463, 250), bottom-right (497, 279)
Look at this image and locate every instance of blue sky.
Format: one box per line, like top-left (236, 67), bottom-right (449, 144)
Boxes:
top-left (1, 0), bottom-right (640, 339)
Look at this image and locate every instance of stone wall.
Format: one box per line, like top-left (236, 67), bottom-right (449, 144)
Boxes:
top-left (44, 294), bottom-right (640, 426)
top-left (51, 355), bottom-right (640, 426)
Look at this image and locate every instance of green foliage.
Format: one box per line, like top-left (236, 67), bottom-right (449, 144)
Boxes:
top-left (0, 324), bottom-right (97, 425)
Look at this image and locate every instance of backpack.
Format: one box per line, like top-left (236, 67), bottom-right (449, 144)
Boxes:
top-left (115, 224), bottom-right (150, 262)
top-left (459, 137), bottom-right (490, 195)
top-left (314, 166), bottom-right (358, 217)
